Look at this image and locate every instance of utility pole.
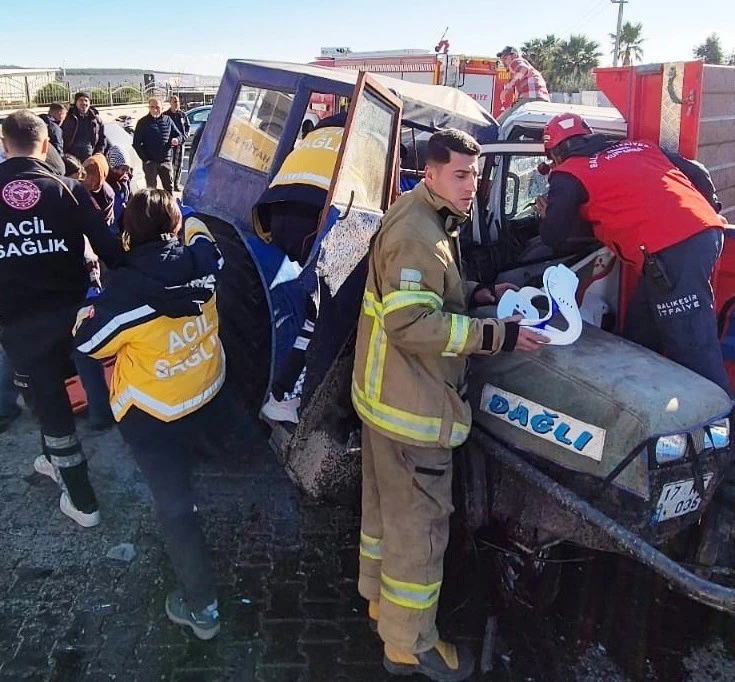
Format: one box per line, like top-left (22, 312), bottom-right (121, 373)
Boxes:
top-left (611, 0), bottom-right (628, 67)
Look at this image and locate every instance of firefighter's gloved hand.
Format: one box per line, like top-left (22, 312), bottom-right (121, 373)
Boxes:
top-left (502, 314), bottom-right (549, 351)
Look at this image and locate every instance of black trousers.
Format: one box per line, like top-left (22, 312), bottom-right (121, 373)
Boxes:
top-left (171, 144), bottom-right (185, 190)
top-left (2, 306), bottom-right (98, 512)
top-left (623, 228), bottom-right (731, 396)
top-left (117, 389), bottom-right (234, 610)
top-left (143, 160), bottom-right (174, 193)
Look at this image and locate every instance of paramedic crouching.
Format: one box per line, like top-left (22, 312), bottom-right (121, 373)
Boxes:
top-left (535, 112), bottom-right (731, 395)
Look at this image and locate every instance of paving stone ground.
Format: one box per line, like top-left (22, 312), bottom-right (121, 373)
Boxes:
top-left (3, 405), bottom-right (735, 681)
top-left (1, 406), bottom-right (479, 682)
top-left (0, 408), bottom-right (374, 681)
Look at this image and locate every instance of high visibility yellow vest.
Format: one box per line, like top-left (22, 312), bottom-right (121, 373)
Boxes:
top-left (271, 126), bottom-right (343, 192)
top-left (253, 126), bottom-right (343, 243)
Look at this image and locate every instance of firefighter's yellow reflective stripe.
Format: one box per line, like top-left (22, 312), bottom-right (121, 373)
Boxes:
top-left (353, 381), bottom-right (441, 441)
top-left (382, 290), bottom-right (442, 317)
top-left (353, 381), bottom-right (469, 447)
top-left (443, 313), bottom-right (470, 356)
top-left (373, 325), bottom-right (387, 399)
top-left (362, 291), bottom-right (380, 317)
top-left (359, 532), bottom-right (382, 561)
top-left (451, 422), bottom-right (470, 444)
top-left (365, 321), bottom-right (386, 400)
top-left (363, 293), bottom-right (383, 399)
top-left (380, 572), bottom-right (441, 610)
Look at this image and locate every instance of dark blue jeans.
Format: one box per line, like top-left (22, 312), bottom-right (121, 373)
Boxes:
top-left (623, 228), bottom-right (731, 396)
top-left (117, 389), bottom-right (236, 610)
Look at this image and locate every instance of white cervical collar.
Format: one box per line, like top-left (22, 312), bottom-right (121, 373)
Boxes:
top-left (496, 264), bottom-right (583, 345)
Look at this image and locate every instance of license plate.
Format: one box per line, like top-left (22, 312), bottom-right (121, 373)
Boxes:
top-left (652, 474), bottom-right (714, 523)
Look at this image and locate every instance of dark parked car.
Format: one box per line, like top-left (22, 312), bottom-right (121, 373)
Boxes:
top-left (185, 105), bottom-right (212, 145)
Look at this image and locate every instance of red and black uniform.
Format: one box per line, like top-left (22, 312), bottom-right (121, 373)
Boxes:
top-left (541, 135), bottom-right (730, 395)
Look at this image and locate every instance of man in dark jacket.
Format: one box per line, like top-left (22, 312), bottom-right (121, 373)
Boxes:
top-left (133, 98), bottom-right (182, 193)
top-left (164, 95), bottom-right (190, 191)
top-left (39, 102), bottom-right (66, 155)
top-left (61, 92), bottom-right (106, 161)
top-left (536, 112), bottom-right (730, 395)
top-left (0, 110), bottom-right (123, 527)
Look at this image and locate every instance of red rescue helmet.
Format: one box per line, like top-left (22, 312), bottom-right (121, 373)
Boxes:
top-left (543, 113), bottom-right (592, 155)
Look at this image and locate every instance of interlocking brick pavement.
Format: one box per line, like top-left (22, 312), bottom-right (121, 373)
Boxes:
top-left (6, 401), bottom-right (728, 681)
top-left (0, 407), bottom-right (410, 682)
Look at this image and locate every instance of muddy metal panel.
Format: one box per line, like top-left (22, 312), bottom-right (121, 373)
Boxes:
top-left (467, 322), bottom-right (732, 498)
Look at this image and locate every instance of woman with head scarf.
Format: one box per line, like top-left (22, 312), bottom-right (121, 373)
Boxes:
top-left (81, 153), bottom-right (115, 227)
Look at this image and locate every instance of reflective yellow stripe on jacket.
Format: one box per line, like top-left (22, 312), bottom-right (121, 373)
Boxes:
top-left (352, 291), bottom-right (470, 448)
top-left (359, 532), bottom-right (382, 561)
top-left (381, 572), bottom-right (442, 610)
top-left (443, 313), bottom-right (470, 357)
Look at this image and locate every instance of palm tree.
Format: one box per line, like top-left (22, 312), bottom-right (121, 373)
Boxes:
top-left (551, 34), bottom-right (602, 92)
top-left (611, 21), bottom-right (645, 65)
top-left (521, 34), bottom-right (559, 74)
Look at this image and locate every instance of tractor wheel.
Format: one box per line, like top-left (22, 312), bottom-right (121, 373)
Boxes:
top-left (453, 439), bottom-right (491, 534)
top-left (204, 216), bottom-right (271, 415)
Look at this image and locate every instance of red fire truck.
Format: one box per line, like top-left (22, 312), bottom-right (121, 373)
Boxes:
top-left (308, 47), bottom-right (509, 120)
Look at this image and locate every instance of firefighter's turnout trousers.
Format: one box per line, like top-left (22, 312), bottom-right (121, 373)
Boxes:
top-left (358, 425), bottom-right (453, 654)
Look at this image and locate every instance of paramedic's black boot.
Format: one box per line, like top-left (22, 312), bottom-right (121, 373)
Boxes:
top-left (383, 640), bottom-right (475, 681)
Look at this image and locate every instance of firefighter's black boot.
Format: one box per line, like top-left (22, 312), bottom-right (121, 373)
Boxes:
top-left (383, 640), bottom-right (475, 681)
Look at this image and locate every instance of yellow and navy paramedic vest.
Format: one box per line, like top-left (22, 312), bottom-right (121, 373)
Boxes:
top-left (74, 220), bottom-right (226, 423)
top-left (253, 126), bottom-right (343, 242)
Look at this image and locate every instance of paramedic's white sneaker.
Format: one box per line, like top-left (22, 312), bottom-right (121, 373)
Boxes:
top-left (260, 394), bottom-right (300, 424)
top-left (33, 455), bottom-right (58, 483)
top-left (60, 492), bottom-right (100, 528)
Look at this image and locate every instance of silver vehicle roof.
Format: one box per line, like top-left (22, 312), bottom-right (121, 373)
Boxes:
top-left (499, 101), bottom-right (627, 140)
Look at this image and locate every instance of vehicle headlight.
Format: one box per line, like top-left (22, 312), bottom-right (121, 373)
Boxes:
top-left (655, 434), bottom-right (688, 464)
top-left (704, 418), bottom-right (730, 450)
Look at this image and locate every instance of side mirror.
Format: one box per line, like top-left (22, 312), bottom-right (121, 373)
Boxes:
top-left (504, 172), bottom-right (520, 218)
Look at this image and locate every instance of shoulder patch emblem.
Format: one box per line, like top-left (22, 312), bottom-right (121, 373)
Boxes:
top-left (2, 180), bottom-right (41, 210)
top-left (399, 268), bottom-right (422, 291)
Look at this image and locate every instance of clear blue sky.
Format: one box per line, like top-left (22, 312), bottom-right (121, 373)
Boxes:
top-left (4, 0), bottom-right (733, 76)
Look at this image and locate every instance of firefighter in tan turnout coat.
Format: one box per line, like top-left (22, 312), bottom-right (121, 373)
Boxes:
top-left (352, 129), bottom-right (546, 681)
